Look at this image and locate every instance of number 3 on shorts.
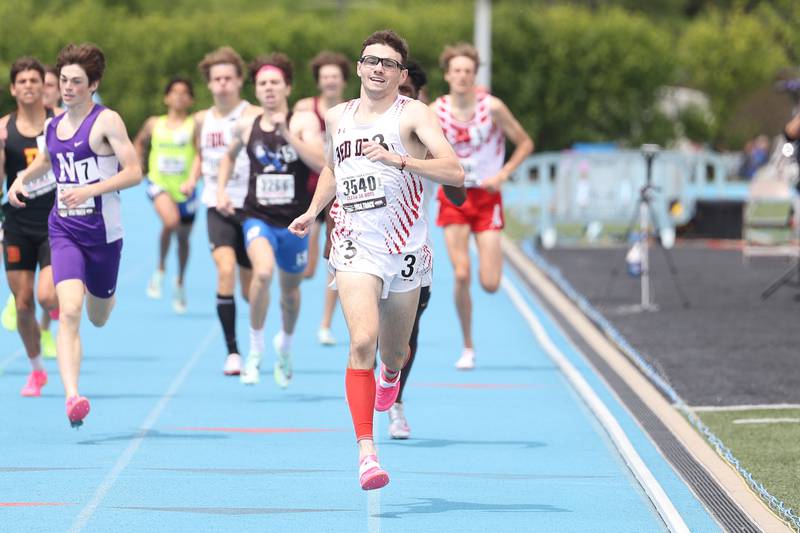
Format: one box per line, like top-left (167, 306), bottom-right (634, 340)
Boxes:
top-left (401, 253), bottom-right (416, 278)
top-left (340, 239), bottom-right (357, 260)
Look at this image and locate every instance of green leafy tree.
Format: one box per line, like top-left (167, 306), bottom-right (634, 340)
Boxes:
top-left (678, 10), bottom-right (788, 144)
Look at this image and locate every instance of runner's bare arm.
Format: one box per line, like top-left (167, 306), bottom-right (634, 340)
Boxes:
top-left (88, 111), bottom-right (142, 194)
top-left (244, 103), bottom-right (262, 118)
top-left (216, 117), bottom-right (249, 215)
top-left (487, 96), bottom-right (533, 186)
top-left (288, 107), bottom-right (341, 237)
top-left (8, 115), bottom-right (55, 206)
top-left (0, 115), bottom-right (8, 185)
top-left (133, 116), bottom-right (156, 171)
top-left (293, 97), bottom-right (314, 114)
top-left (181, 110), bottom-right (205, 195)
top-left (785, 113), bottom-right (800, 140)
top-left (322, 201), bottom-right (335, 259)
top-left (362, 100), bottom-right (463, 186)
top-left (423, 149), bottom-right (467, 206)
top-left (285, 111), bottom-right (324, 174)
top-left (6, 126), bottom-right (53, 208)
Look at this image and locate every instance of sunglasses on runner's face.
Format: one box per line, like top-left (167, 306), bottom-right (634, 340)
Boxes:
top-left (359, 55), bottom-right (405, 71)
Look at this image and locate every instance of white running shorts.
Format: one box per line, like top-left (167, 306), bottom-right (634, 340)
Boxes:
top-left (328, 239), bottom-right (432, 299)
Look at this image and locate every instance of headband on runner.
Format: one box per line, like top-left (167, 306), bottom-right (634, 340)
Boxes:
top-left (256, 64), bottom-right (286, 81)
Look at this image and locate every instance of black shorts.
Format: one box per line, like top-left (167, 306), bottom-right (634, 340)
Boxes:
top-left (3, 228), bottom-right (51, 271)
top-left (206, 207), bottom-right (251, 269)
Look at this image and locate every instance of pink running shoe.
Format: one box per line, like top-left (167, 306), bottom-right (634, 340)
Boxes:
top-left (20, 370), bottom-right (48, 397)
top-left (66, 396), bottom-right (91, 428)
top-left (49, 308), bottom-right (60, 321)
top-left (374, 364), bottom-right (401, 412)
top-left (359, 455), bottom-right (389, 490)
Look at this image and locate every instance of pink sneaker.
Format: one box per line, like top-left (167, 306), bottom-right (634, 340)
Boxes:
top-left (66, 396), bottom-right (91, 428)
top-left (374, 364), bottom-right (401, 412)
top-left (49, 308), bottom-right (60, 321)
top-left (20, 370), bottom-right (48, 397)
top-left (359, 455), bottom-right (389, 490)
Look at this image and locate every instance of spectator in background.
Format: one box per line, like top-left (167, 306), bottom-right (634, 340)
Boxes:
top-left (738, 134), bottom-right (770, 179)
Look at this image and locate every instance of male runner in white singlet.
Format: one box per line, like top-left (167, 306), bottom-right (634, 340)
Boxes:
top-left (293, 51), bottom-right (349, 346)
top-left (181, 47), bottom-right (261, 375)
top-left (290, 30), bottom-right (463, 490)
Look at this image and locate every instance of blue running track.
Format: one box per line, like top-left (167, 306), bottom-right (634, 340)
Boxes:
top-left (0, 189), bottom-right (722, 532)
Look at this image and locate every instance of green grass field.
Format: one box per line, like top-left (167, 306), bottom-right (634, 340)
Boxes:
top-left (698, 408), bottom-right (800, 520)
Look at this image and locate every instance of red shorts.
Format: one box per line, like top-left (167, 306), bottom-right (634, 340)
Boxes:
top-left (436, 187), bottom-right (504, 232)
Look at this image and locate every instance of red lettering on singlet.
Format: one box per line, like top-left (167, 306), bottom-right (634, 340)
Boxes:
top-left (206, 131), bottom-right (225, 148)
top-left (335, 137), bottom-right (373, 164)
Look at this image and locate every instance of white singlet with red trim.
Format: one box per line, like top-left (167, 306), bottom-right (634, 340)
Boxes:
top-left (200, 100), bottom-right (250, 208)
top-left (330, 96), bottom-right (427, 255)
top-left (433, 91), bottom-right (505, 188)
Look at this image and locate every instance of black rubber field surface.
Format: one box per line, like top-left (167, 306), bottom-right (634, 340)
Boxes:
top-left (538, 242), bottom-right (800, 406)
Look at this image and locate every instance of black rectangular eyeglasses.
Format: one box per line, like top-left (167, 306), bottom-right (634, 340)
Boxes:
top-left (359, 55), bottom-right (405, 71)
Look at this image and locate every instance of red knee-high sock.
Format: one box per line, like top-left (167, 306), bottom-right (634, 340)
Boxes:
top-left (345, 368), bottom-right (376, 441)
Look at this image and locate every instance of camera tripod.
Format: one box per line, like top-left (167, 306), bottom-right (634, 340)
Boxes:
top-left (761, 258), bottom-right (800, 300)
top-left (605, 145), bottom-right (691, 312)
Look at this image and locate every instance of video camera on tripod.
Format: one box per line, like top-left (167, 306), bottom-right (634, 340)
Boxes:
top-left (605, 143), bottom-right (690, 312)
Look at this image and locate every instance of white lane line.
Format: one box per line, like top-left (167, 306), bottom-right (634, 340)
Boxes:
top-left (691, 404), bottom-right (800, 412)
top-left (501, 277), bottom-right (690, 533)
top-left (0, 347), bottom-right (25, 374)
top-left (368, 490), bottom-right (381, 532)
top-left (733, 418), bottom-right (800, 425)
top-left (68, 325), bottom-right (217, 533)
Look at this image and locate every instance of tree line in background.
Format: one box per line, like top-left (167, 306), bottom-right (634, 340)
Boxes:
top-left (1, 0), bottom-right (798, 151)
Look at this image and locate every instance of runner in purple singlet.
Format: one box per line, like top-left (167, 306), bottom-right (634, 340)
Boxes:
top-left (8, 43), bottom-right (142, 428)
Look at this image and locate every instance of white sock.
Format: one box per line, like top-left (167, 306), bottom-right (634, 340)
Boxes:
top-left (30, 355), bottom-right (44, 371)
top-left (250, 327), bottom-right (264, 354)
top-left (380, 368), bottom-right (401, 388)
top-left (279, 330), bottom-right (293, 353)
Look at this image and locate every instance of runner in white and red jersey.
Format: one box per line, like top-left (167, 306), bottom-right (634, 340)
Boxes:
top-left (293, 51), bottom-right (349, 347)
top-left (181, 47), bottom-right (260, 376)
top-left (433, 42), bottom-right (533, 370)
top-left (289, 30), bottom-right (463, 491)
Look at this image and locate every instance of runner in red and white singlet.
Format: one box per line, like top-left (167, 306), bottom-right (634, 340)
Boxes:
top-left (293, 51), bottom-right (349, 347)
top-left (289, 30), bottom-right (463, 491)
top-left (433, 43), bottom-right (533, 370)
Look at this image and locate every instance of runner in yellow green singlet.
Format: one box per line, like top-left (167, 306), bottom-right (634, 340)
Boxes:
top-left (134, 77), bottom-right (197, 314)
